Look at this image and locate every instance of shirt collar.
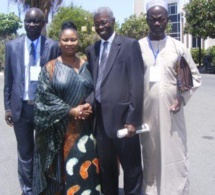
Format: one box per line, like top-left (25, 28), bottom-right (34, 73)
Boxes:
top-left (26, 36), bottom-right (41, 50)
top-left (101, 32), bottom-right (116, 45)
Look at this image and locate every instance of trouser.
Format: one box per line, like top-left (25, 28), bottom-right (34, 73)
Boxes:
top-left (96, 102), bottom-right (143, 195)
top-left (13, 101), bottom-right (35, 195)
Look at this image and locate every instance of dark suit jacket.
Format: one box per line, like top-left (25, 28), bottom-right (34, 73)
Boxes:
top-left (4, 35), bottom-right (59, 122)
top-left (86, 34), bottom-right (144, 138)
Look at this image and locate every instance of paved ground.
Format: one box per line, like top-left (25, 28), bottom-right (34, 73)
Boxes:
top-left (0, 72), bottom-right (21, 194)
top-left (0, 73), bottom-right (215, 195)
top-left (185, 74), bottom-right (215, 195)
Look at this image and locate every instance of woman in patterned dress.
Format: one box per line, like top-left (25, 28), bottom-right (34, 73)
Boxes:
top-left (33, 21), bottom-right (101, 195)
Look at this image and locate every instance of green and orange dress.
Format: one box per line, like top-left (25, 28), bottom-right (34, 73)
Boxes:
top-left (33, 59), bottom-right (100, 195)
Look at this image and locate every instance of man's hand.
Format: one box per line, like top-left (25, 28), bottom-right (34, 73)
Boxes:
top-left (79, 103), bottom-right (93, 120)
top-left (124, 124), bottom-right (136, 137)
top-left (5, 111), bottom-right (13, 127)
top-left (70, 103), bottom-right (93, 120)
top-left (170, 96), bottom-right (184, 113)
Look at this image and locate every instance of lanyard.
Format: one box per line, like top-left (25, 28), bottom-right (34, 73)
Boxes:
top-left (147, 36), bottom-right (159, 62)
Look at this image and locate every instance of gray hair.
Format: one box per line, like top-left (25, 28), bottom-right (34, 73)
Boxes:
top-left (93, 6), bottom-right (114, 20)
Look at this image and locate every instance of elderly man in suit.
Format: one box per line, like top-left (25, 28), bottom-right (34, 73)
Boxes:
top-left (86, 6), bottom-right (144, 195)
top-left (4, 8), bottom-right (59, 195)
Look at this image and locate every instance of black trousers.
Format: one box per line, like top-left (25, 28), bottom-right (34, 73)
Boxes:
top-left (96, 102), bottom-right (143, 195)
top-left (13, 101), bottom-right (35, 195)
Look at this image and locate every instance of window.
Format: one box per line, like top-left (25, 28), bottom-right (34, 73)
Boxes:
top-left (192, 37), bottom-right (200, 48)
top-left (168, 3), bottom-right (180, 40)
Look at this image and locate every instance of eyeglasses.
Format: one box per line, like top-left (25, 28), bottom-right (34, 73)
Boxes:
top-left (24, 19), bottom-right (42, 24)
top-left (94, 20), bottom-right (111, 28)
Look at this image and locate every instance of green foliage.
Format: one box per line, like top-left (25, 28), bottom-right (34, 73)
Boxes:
top-left (0, 42), bottom-right (4, 68)
top-left (184, 0), bottom-right (215, 39)
top-left (117, 13), bottom-right (149, 40)
top-left (48, 6), bottom-right (94, 39)
top-left (48, 6), bottom-right (99, 53)
top-left (114, 22), bottom-right (120, 32)
top-left (190, 48), bottom-right (206, 64)
top-left (206, 46), bottom-right (215, 64)
top-left (191, 46), bottom-right (215, 65)
top-left (0, 34), bottom-right (18, 68)
top-left (0, 12), bottom-right (21, 67)
top-left (0, 13), bottom-right (22, 38)
top-left (118, 13), bottom-right (172, 40)
top-left (78, 33), bottom-right (100, 55)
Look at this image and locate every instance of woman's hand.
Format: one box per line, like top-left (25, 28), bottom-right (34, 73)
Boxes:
top-left (78, 103), bottom-right (92, 120)
top-left (70, 103), bottom-right (92, 120)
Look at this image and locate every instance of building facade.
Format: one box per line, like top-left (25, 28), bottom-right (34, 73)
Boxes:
top-left (133, 0), bottom-right (215, 50)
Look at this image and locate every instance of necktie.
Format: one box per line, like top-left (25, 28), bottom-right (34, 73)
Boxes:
top-left (95, 41), bottom-right (108, 102)
top-left (29, 42), bottom-right (36, 66)
top-left (28, 42), bottom-right (37, 100)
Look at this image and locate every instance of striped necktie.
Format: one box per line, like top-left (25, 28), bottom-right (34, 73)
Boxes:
top-left (95, 41), bottom-right (109, 102)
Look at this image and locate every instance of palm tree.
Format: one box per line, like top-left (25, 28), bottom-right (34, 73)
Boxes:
top-left (8, 0), bottom-right (64, 35)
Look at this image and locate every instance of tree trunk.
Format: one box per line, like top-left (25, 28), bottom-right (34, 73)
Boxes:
top-left (198, 37), bottom-right (201, 67)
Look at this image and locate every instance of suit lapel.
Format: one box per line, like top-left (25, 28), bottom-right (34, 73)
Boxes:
top-left (93, 41), bottom-right (101, 87)
top-left (102, 34), bottom-right (121, 82)
top-left (18, 36), bottom-right (25, 82)
top-left (40, 35), bottom-right (49, 66)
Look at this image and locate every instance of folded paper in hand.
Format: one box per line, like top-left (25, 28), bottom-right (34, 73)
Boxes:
top-left (117, 123), bottom-right (150, 138)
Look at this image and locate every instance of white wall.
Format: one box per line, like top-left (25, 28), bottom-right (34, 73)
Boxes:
top-left (134, 0), bottom-right (144, 16)
top-left (205, 38), bottom-right (215, 49)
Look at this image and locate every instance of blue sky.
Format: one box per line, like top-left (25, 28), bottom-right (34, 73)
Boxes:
top-left (1, 0), bottom-right (134, 34)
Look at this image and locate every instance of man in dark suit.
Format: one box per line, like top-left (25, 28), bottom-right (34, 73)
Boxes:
top-left (86, 6), bottom-right (144, 195)
top-left (4, 8), bottom-right (59, 195)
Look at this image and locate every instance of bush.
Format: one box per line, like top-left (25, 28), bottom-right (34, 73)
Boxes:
top-left (206, 46), bottom-right (215, 65)
top-left (190, 48), bottom-right (206, 65)
top-left (78, 33), bottom-right (100, 54)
